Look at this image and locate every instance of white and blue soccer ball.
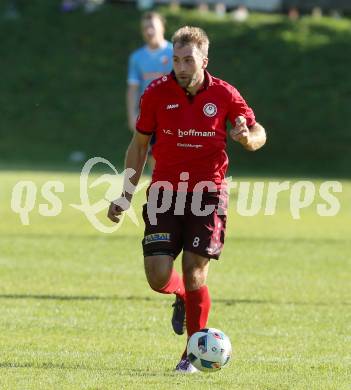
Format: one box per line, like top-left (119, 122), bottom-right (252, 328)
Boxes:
top-left (187, 328), bottom-right (232, 372)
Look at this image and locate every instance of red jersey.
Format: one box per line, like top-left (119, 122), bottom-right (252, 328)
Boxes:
top-left (136, 70), bottom-right (256, 191)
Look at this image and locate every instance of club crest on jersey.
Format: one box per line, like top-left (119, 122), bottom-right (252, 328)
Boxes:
top-left (203, 103), bottom-right (217, 117)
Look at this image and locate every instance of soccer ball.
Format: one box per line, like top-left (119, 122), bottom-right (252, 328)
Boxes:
top-left (187, 328), bottom-right (232, 372)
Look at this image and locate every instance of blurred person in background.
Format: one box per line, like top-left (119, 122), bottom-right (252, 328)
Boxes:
top-left (127, 12), bottom-right (173, 172)
top-left (61, 0), bottom-right (104, 13)
top-left (4, 0), bottom-right (20, 19)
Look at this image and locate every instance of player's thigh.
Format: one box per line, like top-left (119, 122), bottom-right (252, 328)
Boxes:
top-left (141, 192), bottom-right (183, 259)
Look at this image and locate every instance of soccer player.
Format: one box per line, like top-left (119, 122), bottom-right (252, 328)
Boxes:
top-left (127, 11), bottom-right (173, 171)
top-left (109, 26), bottom-right (266, 372)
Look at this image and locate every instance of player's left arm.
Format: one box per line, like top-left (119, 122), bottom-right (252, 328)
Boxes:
top-left (230, 116), bottom-right (266, 151)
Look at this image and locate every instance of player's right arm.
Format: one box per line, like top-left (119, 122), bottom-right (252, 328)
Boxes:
top-left (108, 84), bottom-right (156, 224)
top-left (124, 131), bottom-right (150, 197)
top-left (107, 131), bottom-right (150, 223)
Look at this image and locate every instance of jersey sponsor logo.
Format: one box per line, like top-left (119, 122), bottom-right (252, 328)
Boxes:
top-left (166, 103), bottom-right (179, 110)
top-left (203, 103), bottom-right (217, 117)
top-left (144, 232), bottom-right (171, 245)
top-left (177, 143), bottom-right (203, 149)
top-left (178, 129), bottom-right (215, 137)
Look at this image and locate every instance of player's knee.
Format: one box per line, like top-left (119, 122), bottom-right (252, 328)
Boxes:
top-left (182, 252), bottom-right (209, 290)
top-left (146, 270), bottom-right (171, 291)
top-left (183, 266), bottom-right (207, 291)
top-left (144, 256), bottom-right (173, 291)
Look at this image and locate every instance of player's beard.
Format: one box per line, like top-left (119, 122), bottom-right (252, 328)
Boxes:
top-left (176, 73), bottom-right (198, 88)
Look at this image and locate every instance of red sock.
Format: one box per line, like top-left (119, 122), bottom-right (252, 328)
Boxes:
top-left (185, 285), bottom-right (211, 337)
top-left (155, 268), bottom-right (185, 300)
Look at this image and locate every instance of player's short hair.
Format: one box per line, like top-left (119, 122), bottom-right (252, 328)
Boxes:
top-left (172, 26), bottom-right (209, 57)
top-left (141, 11), bottom-right (166, 28)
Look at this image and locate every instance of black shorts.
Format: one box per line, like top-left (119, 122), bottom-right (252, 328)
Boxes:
top-left (142, 190), bottom-right (228, 260)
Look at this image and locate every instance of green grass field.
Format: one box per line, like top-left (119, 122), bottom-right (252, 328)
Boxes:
top-left (0, 169), bottom-right (350, 389)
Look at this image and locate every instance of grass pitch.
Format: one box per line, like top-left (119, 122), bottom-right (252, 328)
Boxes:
top-left (0, 170), bottom-right (350, 389)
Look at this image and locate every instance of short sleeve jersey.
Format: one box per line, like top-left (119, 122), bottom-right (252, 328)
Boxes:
top-left (127, 41), bottom-right (173, 98)
top-left (136, 71), bottom-right (256, 191)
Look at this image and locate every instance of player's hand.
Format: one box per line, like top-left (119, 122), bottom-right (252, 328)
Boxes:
top-left (230, 116), bottom-right (250, 146)
top-left (107, 196), bottom-right (130, 223)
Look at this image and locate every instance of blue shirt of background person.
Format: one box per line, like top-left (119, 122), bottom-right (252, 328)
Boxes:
top-left (126, 12), bottom-right (173, 171)
top-left (128, 40), bottom-right (173, 98)
top-left (126, 12), bottom-right (173, 134)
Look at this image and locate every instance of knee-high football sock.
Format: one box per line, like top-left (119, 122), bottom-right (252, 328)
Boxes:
top-left (155, 268), bottom-right (185, 300)
top-left (185, 285), bottom-right (211, 337)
